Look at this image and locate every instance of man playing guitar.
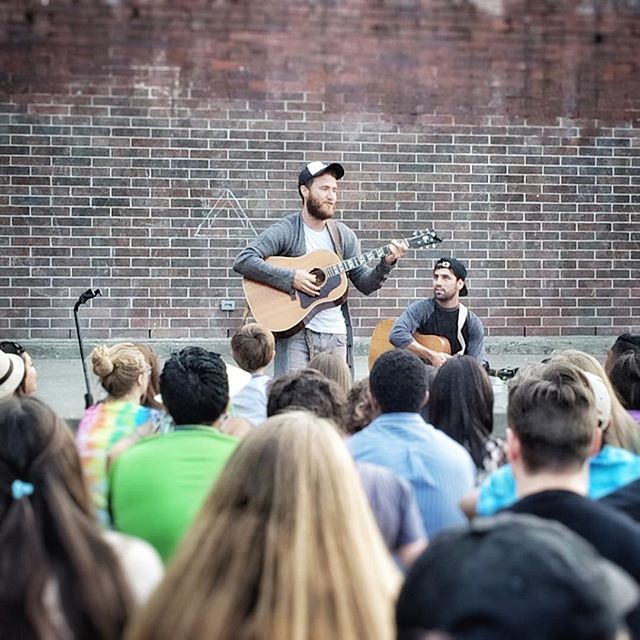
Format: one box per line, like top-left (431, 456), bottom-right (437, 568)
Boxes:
top-left (233, 160), bottom-right (406, 376)
top-left (389, 257), bottom-right (485, 368)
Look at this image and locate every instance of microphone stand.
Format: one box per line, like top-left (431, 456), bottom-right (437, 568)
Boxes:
top-left (73, 288), bottom-right (102, 409)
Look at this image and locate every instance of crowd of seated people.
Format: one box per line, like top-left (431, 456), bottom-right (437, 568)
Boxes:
top-left (0, 330), bottom-right (639, 639)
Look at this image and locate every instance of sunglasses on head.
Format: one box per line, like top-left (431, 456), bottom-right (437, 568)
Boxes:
top-left (0, 341), bottom-right (25, 356)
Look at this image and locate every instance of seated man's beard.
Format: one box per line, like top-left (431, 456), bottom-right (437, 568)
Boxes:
top-left (306, 195), bottom-right (334, 220)
top-left (435, 288), bottom-right (457, 302)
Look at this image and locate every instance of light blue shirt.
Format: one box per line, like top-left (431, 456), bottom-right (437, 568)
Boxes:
top-left (231, 373), bottom-right (270, 426)
top-left (348, 412), bottom-right (476, 538)
top-left (477, 444), bottom-right (640, 516)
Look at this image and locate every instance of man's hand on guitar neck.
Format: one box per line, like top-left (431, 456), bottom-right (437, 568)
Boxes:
top-left (384, 239), bottom-right (407, 265)
top-left (293, 269), bottom-right (322, 296)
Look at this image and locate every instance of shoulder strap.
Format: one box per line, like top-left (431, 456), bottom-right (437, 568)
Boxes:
top-left (326, 220), bottom-right (343, 260)
top-left (456, 303), bottom-right (468, 355)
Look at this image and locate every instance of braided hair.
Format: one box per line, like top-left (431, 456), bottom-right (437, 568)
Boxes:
top-left (159, 347), bottom-right (229, 426)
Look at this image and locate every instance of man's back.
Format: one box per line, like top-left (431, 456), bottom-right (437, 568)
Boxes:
top-left (508, 489), bottom-right (640, 583)
top-left (348, 412), bottom-right (475, 537)
top-left (109, 428), bottom-right (238, 562)
top-left (601, 477), bottom-right (640, 522)
top-left (508, 487), bottom-right (640, 638)
top-left (356, 461), bottom-right (426, 553)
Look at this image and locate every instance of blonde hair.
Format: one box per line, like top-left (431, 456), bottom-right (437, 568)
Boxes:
top-left (126, 411), bottom-right (400, 640)
top-left (550, 349), bottom-right (640, 453)
top-left (91, 343), bottom-right (147, 399)
top-left (133, 343), bottom-right (164, 411)
top-left (307, 351), bottom-right (352, 395)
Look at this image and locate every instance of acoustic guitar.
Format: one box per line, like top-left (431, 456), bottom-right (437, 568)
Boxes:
top-left (242, 229), bottom-right (441, 334)
top-left (368, 318), bottom-right (451, 370)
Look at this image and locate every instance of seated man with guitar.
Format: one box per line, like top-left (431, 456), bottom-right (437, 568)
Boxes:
top-left (233, 160), bottom-right (409, 376)
top-left (389, 257), bottom-right (485, 368)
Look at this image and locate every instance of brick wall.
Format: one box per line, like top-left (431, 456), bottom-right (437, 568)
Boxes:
top-left (1, 0), bottom-right (638, 340)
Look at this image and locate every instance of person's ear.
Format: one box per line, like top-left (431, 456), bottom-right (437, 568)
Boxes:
top-left (506, 427), bottom-right (521, 464)
top-left (300, 184), bottom-right (309, 200)
top-left (590, 427), bottom-right (603, 456)
top-left (456, 279), bottom-right (464, 293)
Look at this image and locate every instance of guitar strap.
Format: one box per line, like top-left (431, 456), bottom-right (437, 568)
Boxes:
top-left (326, 218), bottom-right (348, 311)
top-left (457, 303), bottom-right (468, 355)
top-left (326, 219), bottom-right (343, 259)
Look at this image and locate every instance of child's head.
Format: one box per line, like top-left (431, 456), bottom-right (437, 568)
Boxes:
top-left (231, 323), bottom-right (276, 373)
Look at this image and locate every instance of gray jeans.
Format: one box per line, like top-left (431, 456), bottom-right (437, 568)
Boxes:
top-left (274, 329), bottom-right (347, 376)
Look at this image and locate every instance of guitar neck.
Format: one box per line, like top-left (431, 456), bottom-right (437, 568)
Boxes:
top-left (325, 245), bottom-right (396, 278)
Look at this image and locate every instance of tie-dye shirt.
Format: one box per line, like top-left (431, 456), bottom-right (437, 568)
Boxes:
top-left (75, 400), bottom-right (160, 526)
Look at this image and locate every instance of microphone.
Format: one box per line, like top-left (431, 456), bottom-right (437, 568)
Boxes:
top-left (75, 288), bottom-right (102, 309)
top-left (73, 288), bottom-right (103, 408)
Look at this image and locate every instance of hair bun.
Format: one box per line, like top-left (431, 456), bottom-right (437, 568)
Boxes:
top-left (91, 345), bottom-right (115, 378)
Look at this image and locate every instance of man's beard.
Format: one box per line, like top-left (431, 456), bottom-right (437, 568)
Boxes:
top-left (306, 193), bottom-right (335, 221)
top-left (434, 288), bottom-right (456, 302)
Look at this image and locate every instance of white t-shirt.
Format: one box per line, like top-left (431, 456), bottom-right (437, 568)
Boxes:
top-left (44, 530), bottom-right (164, 637)
top-left (303, 224), bottom-right (347, 335)
top-left (232, 373), bottom-right (270, 426)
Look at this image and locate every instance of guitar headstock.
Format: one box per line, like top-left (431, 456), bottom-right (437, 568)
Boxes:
top-left (405, 229), bottom-right (442, 249)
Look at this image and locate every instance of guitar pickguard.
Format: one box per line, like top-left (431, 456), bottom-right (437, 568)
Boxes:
top-left (298, 273), bottom-right (343, 309)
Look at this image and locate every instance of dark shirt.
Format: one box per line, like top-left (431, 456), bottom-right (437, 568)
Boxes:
top-left (419, 304), bottom-right (467, 354)
top-left (601, 478), bottom-right (640, 523)
top-left (507, 490), bottom-right (640, 582)
top-left (507, 489), bottom-right (640, 638)
top-left (357, 462), bottom-right (427, 552)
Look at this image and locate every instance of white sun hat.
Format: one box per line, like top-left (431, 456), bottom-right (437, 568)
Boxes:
top-left (0, 350), bottom-right (25, 399)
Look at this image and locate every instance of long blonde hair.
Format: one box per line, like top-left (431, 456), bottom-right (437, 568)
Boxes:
top-left (126, 411), bottom-right (400, 640)
top-left (550, 349), bottom-right (640, 453)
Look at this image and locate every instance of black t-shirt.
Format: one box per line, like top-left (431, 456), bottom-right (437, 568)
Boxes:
top-left (507, 489), bottom-right (640, 582)
top-left (600, 478), bottom-right (640, 523)
top-left (418, 304), bottom-right (468, 354)
top-left (507, 489), bottom-right (640, 637)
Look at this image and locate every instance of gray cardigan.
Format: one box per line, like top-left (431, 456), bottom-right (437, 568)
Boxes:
top-left (233, 212), bottom-right (395, 373)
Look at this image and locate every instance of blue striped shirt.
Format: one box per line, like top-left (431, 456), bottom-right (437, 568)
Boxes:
top-left (348, 412), bottom-right (476, 538)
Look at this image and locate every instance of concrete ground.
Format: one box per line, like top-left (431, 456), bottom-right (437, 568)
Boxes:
top-left (27, 335), bottom-right (614, 437)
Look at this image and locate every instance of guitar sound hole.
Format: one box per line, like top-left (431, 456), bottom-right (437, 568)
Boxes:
top-left (310, 268), bottom-right (326, 287)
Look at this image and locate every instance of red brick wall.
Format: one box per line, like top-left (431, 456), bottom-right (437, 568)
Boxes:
top-left (1, 0), bottom-right (638, 339)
